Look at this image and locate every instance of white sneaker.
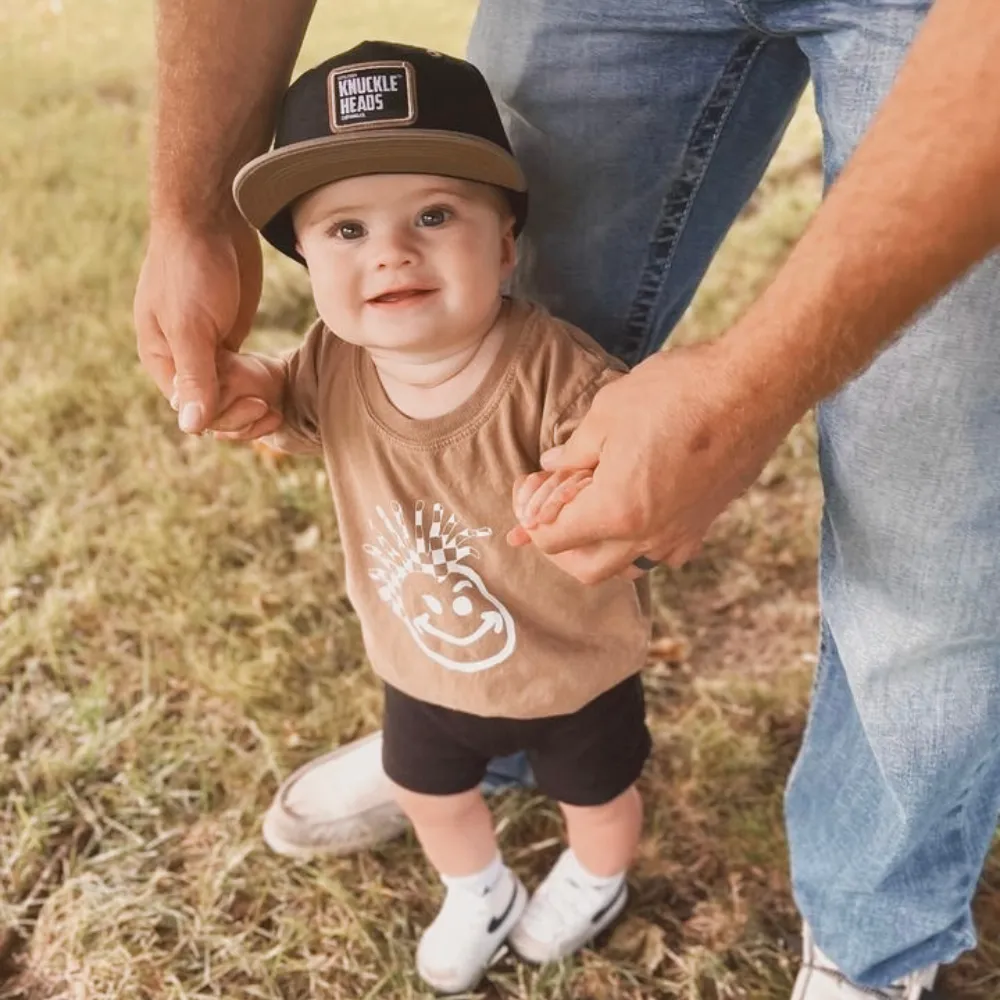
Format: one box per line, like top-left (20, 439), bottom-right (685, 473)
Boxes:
top-left (417, 867), bottom-right (528, 994)
top-left (792, 924), bottom-right (941, 1000)
top-left (261, 732), bottom-right (409, 858)
top-left (508, 849), bottom-right (628, 964)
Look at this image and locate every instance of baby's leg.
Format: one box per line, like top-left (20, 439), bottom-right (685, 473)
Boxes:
top-left (509, 785), bottom-right (642, 964)
top-left (389, 782), bottom-right (497, 876)
top-left (381, 679), bottom-right (533, 997)
top-left (507, 676), bottom-right (651, 964)
top-left (388, 782), bottom-right (528, 993)
top-left (560, 783), bottom-right (643, 878)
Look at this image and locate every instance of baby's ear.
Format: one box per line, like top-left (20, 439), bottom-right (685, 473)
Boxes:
top-left (499, 217), bottom-right (517, 276)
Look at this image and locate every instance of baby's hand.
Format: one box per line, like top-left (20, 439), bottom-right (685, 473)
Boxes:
top-left (506, 468), bottom-right (593, 547)
top-left (211, 350), bottom-right (285, 442)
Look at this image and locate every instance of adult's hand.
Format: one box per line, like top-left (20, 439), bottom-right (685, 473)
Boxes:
top-left (518, 338), bottom-right (798, 584)
top-left (134, 212), bottom-right (263, 434)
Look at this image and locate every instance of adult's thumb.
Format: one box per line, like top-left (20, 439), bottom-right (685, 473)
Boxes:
top-left (540, 426), bottom-right (602, 473)
top-left (172, 336), bottom-right (219, 435)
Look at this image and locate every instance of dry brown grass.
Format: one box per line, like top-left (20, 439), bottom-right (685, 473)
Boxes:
top-left (1, 1), bottom-right (997, 998)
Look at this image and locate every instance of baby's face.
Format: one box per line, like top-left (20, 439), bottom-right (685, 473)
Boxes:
top-left (292, 174), bottom-right (516, 356)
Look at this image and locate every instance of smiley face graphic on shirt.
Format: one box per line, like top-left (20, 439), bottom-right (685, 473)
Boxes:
top-left (365, 500), bottom-right (516, 672)
top-left (398, 562), bottom-right (515, 671)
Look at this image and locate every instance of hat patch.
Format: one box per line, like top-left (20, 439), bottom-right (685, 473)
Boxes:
top-left (328, 61), bottom-right (417, 132)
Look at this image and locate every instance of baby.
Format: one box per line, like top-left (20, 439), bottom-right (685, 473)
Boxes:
top-left (217, 41), bottom-right (652, 994)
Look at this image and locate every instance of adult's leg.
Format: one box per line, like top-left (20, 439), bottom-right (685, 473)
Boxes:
top-left (765, 0), bottom-right (1000, 985)
top-left (468, 0), bottom-right (810, 364)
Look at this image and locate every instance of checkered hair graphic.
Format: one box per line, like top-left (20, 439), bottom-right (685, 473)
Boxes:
top-left (364, 501), bottom-right (492, 619)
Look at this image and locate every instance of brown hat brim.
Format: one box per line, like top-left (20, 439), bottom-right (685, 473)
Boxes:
top-left (233, 129), bottom-right (527, 233)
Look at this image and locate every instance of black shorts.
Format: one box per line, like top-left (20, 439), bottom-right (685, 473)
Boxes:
top-left (381, 675), bottom-right (652, 807)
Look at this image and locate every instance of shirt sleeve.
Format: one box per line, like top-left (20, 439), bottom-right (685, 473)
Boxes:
top-left (545, 365), bottom-right (626, 452)
top-left (265, 319), bottom-right (327, 456)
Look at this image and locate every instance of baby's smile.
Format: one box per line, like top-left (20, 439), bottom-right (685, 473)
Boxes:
top-left (367, 286), bottom-right (438, 307)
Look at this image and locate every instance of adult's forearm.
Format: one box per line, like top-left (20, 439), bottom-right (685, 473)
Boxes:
top-left (150, 0), bottom-right (316, 226)
top-left (726, 0), bottom-right (1000, 422)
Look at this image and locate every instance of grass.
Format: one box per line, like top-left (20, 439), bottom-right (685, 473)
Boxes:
top-left (1, 1), bottom-right (997, 997)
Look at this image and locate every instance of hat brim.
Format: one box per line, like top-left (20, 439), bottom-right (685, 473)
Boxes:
top-left (234, 130), bottom-right (527, 249)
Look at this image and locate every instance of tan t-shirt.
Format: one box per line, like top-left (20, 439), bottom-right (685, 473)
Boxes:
top-left (274, 299), bottom-right (649, 719)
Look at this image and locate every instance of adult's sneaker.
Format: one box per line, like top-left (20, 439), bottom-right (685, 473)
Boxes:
top-left (261, 732), bottom-right (409, 858)
top-left (792, 924), bottom-right (942, 1000)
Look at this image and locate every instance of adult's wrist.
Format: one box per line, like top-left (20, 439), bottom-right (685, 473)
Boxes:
top-left (148, 195), bottom-right (249, 239)
top-left (703, 320), bottom-right (810, 443)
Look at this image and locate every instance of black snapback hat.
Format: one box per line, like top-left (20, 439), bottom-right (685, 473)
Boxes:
top-left (233, 40), bottom-right (528, 264)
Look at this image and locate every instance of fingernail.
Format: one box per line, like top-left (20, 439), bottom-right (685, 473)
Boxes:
top-left (179, 402), bottom-right (204, 433)
top-left (169, 392), bottom-right (179, 411)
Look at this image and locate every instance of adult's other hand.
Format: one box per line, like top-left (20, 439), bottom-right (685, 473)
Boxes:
top-left (134, 213), bottom-right (263, 434)
top-left (520, 339), bottom-right (797, 584)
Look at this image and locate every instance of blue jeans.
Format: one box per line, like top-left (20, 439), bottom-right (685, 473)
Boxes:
top-left (469, 0), bottom-right (1000, 988)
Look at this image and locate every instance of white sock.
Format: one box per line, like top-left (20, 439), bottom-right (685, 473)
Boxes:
top-left (564, 848), bottom-right (625, 891)
top-left (441, 853), bottom-right (506, 897)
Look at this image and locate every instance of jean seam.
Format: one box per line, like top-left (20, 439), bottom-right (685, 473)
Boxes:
top-left (731, 0), bottom-right (768, 34)
top-left (617, 34), bottom-right (767, 365)
top-left (785, 618), bottom-right (830, 801)
top-left (957, 730), bottom-right (1000, 888)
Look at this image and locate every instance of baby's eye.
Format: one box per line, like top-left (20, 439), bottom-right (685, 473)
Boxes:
top-left (416, 206), bottom-right (452, 228)
top-left (331, 220), bottom-right (366, 240)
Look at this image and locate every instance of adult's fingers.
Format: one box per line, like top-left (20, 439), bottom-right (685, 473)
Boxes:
top-left (170, 314), bottom-right (221, 434)
top-left (134, 308), bottom-right (177, 400)
top-left (542, 535), bottom-right (639, 586)
top-left (664, 538), bottom-right (703, 569)
top-left (225, 221), bottom-right (264, 351)
top-left (133, 221), bottom-right (255, 434)
top-left (539, 419), bottom-right (604, 474)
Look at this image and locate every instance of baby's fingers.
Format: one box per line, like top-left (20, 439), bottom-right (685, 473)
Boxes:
top-left (506, 524), bottom-right (532, 547)
top-left (533, 471), bottom-right (593, 526)
top-left (210, 396), bottom-right (270, 433)
top-left (213, 409), bottom-right (284, 442)
top-left (513, 471), bottom-right (552, 520)
top-left (521, 468), bottom-right (585, 527)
